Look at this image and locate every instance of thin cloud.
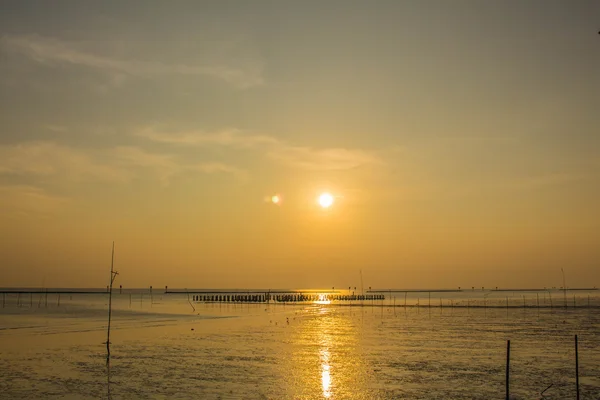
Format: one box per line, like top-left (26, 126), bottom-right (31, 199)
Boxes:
top-left (267, 146), bottom-right (381, 171)
top-left (0, 141), bottom-right (130, 183)
top-left (112, 146), bottom-right (248, 185)
top-left (136, 127), bottom-right (382, 171)
top-left (0, 141), bottom-right (245, 186)
top-left (0, 185), bottom-right (70, 219)
top-left (44, 124), bottom-right (69, 133)
top-left (135, 127), bottom-right (277, 147)
top-left (1, 35), bottom-right (264, 88)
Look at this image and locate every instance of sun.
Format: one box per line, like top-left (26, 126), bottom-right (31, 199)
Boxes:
top-left (318, 192), bottom-right (334, 208)
top-left (271, 195), bottom-right (280, 204)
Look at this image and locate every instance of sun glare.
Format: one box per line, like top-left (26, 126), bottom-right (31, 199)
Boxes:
top-left (271, 195), bottom-right (280, 204)
top-left (318, 193), bottom-right (334, 208)
top-left (314, 294), bottom-right (331, 305)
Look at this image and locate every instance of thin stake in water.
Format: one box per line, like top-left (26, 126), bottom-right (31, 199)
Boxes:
top-left (105, 242), bottom-right (119, 363)
top-left (575, 334), bottom-right (580, 400)
top-left (506, 340), bottom-right (511, 400)
top-left (561, 268), bottom-right (568, 309)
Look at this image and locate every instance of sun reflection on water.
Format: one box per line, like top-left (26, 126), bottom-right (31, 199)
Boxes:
top-left (283, 305), bottom-right (366, 398)
top-left (320, 347), bottom-right (332, 398)
top-left (314, 293), bottom-right (331, 305)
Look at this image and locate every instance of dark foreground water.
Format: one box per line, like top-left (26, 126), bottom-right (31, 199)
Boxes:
top-left (0, 291), bottom-right (599, 399)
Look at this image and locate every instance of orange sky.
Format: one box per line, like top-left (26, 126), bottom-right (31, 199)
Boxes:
top-left (0, 1), bottom-right (599, 289)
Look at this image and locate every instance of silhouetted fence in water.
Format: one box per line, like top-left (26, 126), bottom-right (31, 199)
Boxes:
top-left (2, 289), bottom-right (599, 310)
top-left (188, 293), bottom-right (385, 303)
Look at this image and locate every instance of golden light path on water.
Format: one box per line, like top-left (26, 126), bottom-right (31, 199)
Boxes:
top-left (321, 347), bottom-right (332, 398)
top-left (282, 302), bottom-right (368, 399)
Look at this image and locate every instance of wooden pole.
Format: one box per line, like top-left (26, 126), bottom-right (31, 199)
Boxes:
top-left (506, 340), bottom-right (510, 400)
top-left (536, 293), bottom-right (539, 309)
top-left (561, 268), bottom-right (568, 309)
top-left (404, 292), bottom-right (407, 308)
top-left (575, 335), bottom-right (580, 400)
top-left (106, 242), bottom-right (118, 362)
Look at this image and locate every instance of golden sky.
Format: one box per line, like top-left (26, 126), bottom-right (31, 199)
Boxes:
top-left (0, 1), bottom-right (599, 289)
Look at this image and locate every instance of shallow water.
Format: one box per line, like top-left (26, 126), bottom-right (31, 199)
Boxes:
top-left (1, 291), bottom-right (599, 399)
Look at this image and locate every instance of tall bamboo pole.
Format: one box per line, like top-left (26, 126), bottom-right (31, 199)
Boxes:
top-left (106, 242), bottom-right (118, 362)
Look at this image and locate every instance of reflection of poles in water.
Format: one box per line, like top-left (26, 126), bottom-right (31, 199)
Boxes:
top-left (186, 289), bottom-right (196, 312)
top-left (105, 242), bottom-right (119, 363)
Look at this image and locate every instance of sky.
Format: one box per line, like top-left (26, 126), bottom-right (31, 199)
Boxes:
top-left (0, 1), bottom-right (599, 289)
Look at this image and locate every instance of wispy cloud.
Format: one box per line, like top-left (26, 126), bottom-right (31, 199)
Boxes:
top-left (136, 127), bottom-right (381, 171)
top-left (113, 146), bottom-right (247, 185)
top-left (0, 185), bottom-right (70, 219)
top-left (266, 146), bottom-right (380, 171)
top-left (1, 35), bottom-right (264, 88)
top-left (0, 141), bottom-right (245, 186)
top-left (135, 127), bottom-right (277, 147)
top-left (0, 141), bottom-right (130, 182)
top-left (43, 124), bottom-right (69, 133)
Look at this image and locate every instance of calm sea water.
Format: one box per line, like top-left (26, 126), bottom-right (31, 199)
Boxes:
top-left (1, 290), bottom-right (599, 399)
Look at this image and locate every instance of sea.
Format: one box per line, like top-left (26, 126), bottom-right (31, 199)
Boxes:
top-left (0, 288), bottom-right (599, 399)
